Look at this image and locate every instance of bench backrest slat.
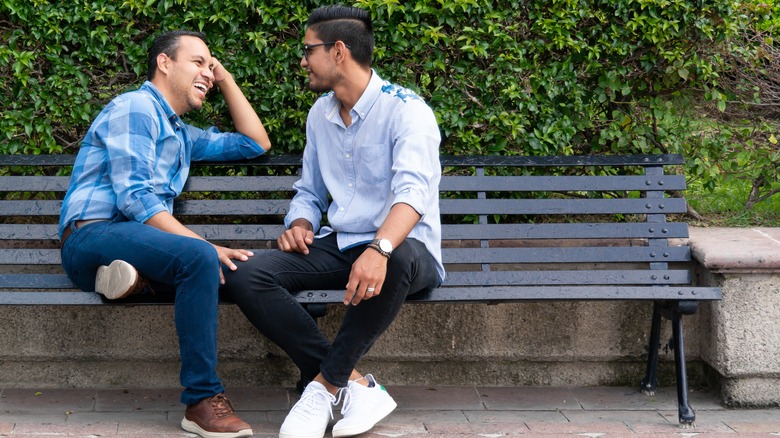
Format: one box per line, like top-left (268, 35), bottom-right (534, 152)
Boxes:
top-left (440, 198), bottom-right (688, 215)
top-left (441, 175), bottom-right (686, 192)
top-left (0, 223), bottom-right (690, 241)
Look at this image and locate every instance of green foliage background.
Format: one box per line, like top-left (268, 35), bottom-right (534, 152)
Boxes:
top-left (1, 0), bottom-right (778, 212)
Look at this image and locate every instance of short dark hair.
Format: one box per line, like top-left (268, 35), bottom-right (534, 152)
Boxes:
top-left (147, 30), bottom-right (207, 81)
top-left (307, 4), bottom-right (373, 68)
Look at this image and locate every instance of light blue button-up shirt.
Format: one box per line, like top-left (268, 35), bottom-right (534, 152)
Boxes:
top-left (59, 81), bottom-right (266, 238)
top-left (286, 70), bottom-right (444, 281)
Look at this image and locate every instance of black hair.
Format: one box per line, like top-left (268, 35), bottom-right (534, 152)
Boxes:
top-left (307, 4), bottom-right (373, 67)
top-left (147, 30), bottom-right (207, 81)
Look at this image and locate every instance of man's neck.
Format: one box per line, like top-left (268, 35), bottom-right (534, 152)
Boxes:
top-left (334, 67), bottom-right (372, 115)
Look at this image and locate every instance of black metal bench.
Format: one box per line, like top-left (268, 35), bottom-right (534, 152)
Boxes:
top-left (0, 153), bottom-right (720, 426)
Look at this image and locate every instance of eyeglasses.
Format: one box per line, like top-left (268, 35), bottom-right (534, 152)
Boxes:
top-left (302, 41), bottom-right (351, 60)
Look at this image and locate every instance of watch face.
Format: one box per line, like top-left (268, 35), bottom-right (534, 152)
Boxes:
top-left (379, 239), bottom-right (393, 252)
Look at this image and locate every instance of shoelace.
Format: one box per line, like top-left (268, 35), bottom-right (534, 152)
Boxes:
top-left (208, 394), bottom-right (236, 419)
top-left (338, 375), bottom-right (372, 415)
top-left (296, 386), bottom-right (336, 420)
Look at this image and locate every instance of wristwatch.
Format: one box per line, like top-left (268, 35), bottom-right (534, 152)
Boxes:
top-left (367, 238), bottom-right (393, 258)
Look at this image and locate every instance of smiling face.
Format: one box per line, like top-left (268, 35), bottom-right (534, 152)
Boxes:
top-left (153, 35), bottom-right (215, 115)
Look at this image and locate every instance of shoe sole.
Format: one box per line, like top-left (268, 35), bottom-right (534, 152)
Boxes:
top-left (181, 418), bottom-right (253, 438)
top-left (95, 260), bottom-right (138, 300)
top-left (331, 398), bottom-right (397, 438)
top-left (279, 431), bottom-right (327, 438)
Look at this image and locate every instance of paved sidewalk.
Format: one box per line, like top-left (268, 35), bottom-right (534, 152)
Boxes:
top-left (0, 385), bottom-right (778, 437)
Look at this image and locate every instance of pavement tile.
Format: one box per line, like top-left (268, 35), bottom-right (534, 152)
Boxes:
top-left (383, 409), bottom-right (468, 424)
top-left (0, 412), bottom-right (67, 423)
top-left (12, 420), bottom-right (118, 435)
top-left (526, 420), bottom-right (633, 434)
top-left (572, 386), bottom-right (678, 411)
top-left (95, 388), bottom-right (181, 412)
top-left (0, 422), bottom-right (12, 434)
top-left (478, 386), bottom-right (580, 411)
top-left (725, 421), bottom-right (780, 433)
top-left (0, 388), bottom-right (96, 412)
top-left (466, 409), bottom-right (569, 423)
top-left (367, 418), bottom-right (430, 435)
top-left (68, 411), bottom-right (166, 424)
top-left (425, 421), bottom-right (530, 435)
top-left (655, 387), bottom-right (726, 411)
top-left (630, 413), bottom-right (734, 436)
top-left (225, 385), bottom-right (290, 410)
top-left (391, 385), bottom-right (483, 411)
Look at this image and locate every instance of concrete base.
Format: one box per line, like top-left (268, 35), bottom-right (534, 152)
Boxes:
top-left (0, 301), bottom-right (702, 389)
top-left (689, 227), bottom-right (780, 408)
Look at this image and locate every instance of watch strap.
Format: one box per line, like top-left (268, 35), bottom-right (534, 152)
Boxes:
top-left (367, 242), bottom-right (391, 259)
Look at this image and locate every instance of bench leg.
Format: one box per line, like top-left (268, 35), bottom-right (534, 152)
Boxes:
top-left (640, 302), bottom-right (662, 396)
top-left (672, 305), bottom-right (696, 427)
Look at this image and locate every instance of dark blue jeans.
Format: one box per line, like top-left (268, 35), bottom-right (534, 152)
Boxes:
top-left (60, 219), bottom-right (224, 405)
top-left (223, 234), bottom-right (440, 388)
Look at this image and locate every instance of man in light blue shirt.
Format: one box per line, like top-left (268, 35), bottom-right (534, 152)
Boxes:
top-left (58, 30), bottom-right (270, 438)
top-left (224, 5), bottom-right (443, 438)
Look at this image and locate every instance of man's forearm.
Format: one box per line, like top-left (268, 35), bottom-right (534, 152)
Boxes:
top-left (216, 74), bottom-right (271, 150)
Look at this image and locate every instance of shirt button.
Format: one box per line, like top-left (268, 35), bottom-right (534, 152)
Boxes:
top-left (339, 207), bottom-right (345, 211)
top-left (345, 153), bottom-right (351, 158)
top-left (348, 183), bottom-right (353, 188)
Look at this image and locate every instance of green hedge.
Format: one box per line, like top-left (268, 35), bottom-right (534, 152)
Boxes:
top-left (1, 1), bottom-right (775, 200)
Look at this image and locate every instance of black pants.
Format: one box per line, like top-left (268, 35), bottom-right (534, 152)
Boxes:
top-left (223, 234), bottom-right (440, 388)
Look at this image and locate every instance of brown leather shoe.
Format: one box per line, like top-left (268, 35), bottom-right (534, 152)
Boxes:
top-left (181, 393), bottom-right (253, 438)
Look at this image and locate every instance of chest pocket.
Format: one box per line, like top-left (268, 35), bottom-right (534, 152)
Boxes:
top-left (356, 144), bottom-right (391, 186)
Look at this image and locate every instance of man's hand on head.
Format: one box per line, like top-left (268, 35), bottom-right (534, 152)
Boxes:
top-left (211, 58), bottom-right (231, 85)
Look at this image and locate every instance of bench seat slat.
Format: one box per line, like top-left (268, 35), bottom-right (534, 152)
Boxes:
top-left (443, 246), bottom-right (690, 263)
top-left (444, 270), bottom-right (691, 286)
top-left (0, 284), bottom-right (719, 306)
top-left (297, 286), bottom-right (719, 303)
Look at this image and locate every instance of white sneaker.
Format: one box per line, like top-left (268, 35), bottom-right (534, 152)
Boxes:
top-left (332, 374), bottom-right (397, 438)
top-left (279, 381), bottom-right (336, 438)
top-left (95, 260), bottom-right (145, 300)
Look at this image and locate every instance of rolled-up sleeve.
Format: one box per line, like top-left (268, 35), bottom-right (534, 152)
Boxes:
top-left (390, 101), bottom-right (442, 217)
top-left (189, 126), bottom-right (266, 161)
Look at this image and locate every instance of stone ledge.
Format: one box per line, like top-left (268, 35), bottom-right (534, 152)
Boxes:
top-left (686, 227), bottom-right (780, 274)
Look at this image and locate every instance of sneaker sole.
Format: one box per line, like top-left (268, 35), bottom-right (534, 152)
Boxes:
top-left (181, 418), bottom-right (253, 438)
top-left (279, 431), bottom-right (328, 438)
top-left (95, 260), bottom-right (138, 300)
top-left (331, 398), bottom-right (397, 438)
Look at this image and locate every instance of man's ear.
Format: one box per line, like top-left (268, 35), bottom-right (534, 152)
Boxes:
top-left (334, 41), bottom-right (348, 64)
top-left (156, 53), bottom-right (170, 76)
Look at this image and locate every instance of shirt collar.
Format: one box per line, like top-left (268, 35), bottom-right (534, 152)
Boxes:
top-left (324, 69), bottom-right (383, 121)
top-left (351, 69), bottom-right (382, 120)
top-left (140, 81), bottom-right (181, 126)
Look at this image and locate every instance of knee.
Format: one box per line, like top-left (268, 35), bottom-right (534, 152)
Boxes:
top-left (180, 238), bottom-right (220, 272)
top-left (222, 255), bottom-right (275, 299)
